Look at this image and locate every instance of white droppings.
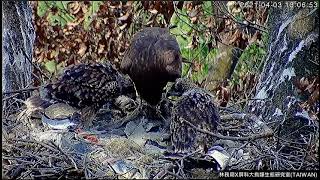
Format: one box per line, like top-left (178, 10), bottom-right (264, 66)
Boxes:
top-left (256, 87), bottom-right (268, 99)
top-left (269, 62), bottom-right (276, 75)
top-left (280, 34), bottom-right (288, 53)
top-left (261, 16), bottom-right (293, 72)
top-left (272, 108), bottom-right (284, 117)
top-left (276, 17), bottom-right (293, 43)
top-left (280, 67), bottom-right (296, 82)
top-left (288, 40), bottom-right (305, 63)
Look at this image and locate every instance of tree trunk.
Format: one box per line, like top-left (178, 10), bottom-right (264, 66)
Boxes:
top-left (246, 8), bottom-right (319, 163)
top-left (2, 1), bottom-right (35, 113)
top-left (247, 6), bottom-right (318, 119)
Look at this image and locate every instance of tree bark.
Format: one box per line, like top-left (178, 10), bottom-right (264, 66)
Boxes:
top-left (2, 1), bottom-right (35, 113)
top-left (246, 6), bottom-right (319, 128)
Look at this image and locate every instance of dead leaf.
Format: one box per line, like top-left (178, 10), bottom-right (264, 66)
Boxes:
top-left (95, 20), bottom-right (101, 30)
top-left (98, 44), bottom-right (105, 54)
top-left (298, 77), bottom-right (309, 90)
top-left (78, 43), bottom-right (87, 56)
top-left (118, 12), bottom-right (130, 21)
top-left (50, 50), bottom-right (59, 59)
top-left (81, 4), bottom-right (88, 14)
top-left (305, 78), bottom-right (317, 93)
top-left (189, 8), bottom-right (199, 17)
top-left (119, 23), bottom-right (127, 30)
top-left (149, 9), bottom-right (158, 14)
top-left (308, 85), bottom-right (319, 105)
top-left (74, 38), bottom-right (82, 43)
top-left (69, 2), bottom-right (81, 14)
top-left (38, 51), bottom-right (46, 63)
top-left (67, 22), bottom-right (80, 30)
top-left (191, 16), bottom-right (197, 23)
top-left (105, 31), bottom-right (111, 40)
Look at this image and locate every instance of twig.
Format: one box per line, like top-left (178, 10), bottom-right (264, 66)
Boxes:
top-left (165, 170), bottom-right (184, 179)
top-left (6, 144), bottom-right (45, 162)
top-left (2, 93), bottom-right (20, 101)
top-left (107, 161), bottom-right (118, 176)
top-left (220, 113), bottom-right (246, 121)
top-left (153, 169), bottom-right (167, 179)
top-left (49, 141), bottom-right (78, 170)
top-left (218, 2), bottom-right (268, 33)
top-left (182, 58), bottom-right (193, 64)
top-left (218, 124), bottom-right (243, 131)
top-left (8, 138), bottom-right (59, 153)
top-left (3, 87), bottom-right (40, 95)
top-left (175, 160), bottom-right (186, 178)
top-left (18, 161), bottom-right (42, 179)
top-left (182, 119), bottom-right (273, 141)
top-left (32, 174), bottom-right (57, 178)
top-left (83, 153), bottom-right (89, 179)
top-left (172, 4), bottom-right (202, 33)
top-left (226, 142), bottom-right (250, 168)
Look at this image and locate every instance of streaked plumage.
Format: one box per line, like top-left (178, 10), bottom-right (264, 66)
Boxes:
top-left (169, 78), bottom-right (220, 153)
top-left (41, 62), bottom-right (136, 128)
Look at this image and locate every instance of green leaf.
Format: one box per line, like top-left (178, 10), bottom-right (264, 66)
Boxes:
top-left (37, 1), bottom-right (50, 17)
top-left (181, 48), bottom-right (191, 60)
top-left (202, 1), bottom-right (213, 16)
top-left (60, 18), bottom-right (67, 27)
top-left (203, 63), bottom-right (209, 75)
top-left (47, 13), bottom-right (56, 25)
top-left (182, 63), bottom-right (190, 77)
top-left (170, 13), bottom-right (179, 26)
top-left (172, 8), bottom-right (192, 34)
top-left (62, 1), bottom-right (71, 10)
top-left (206, 49), bottom-right (217, 62)
top-left (47, 13), bottom-right (67, 27)
top-left (91, 1), bottom-right (103, 13)
top-left (56, 1), bottom-right (66, 11)
top-left (45, 60), bottom-right (57, 73)
top-left (83, 15), bottom-right (92, 30)
top-left (176, 35), bottom-right (188, 50)
top-left (83, 1), bottom-right (103, 30)
top-left (169, 25), bottom-right (181, 35)
top-left (199, 45), bottom-right (209, 61)
top-left (61, 13), bottom-right (75, 23)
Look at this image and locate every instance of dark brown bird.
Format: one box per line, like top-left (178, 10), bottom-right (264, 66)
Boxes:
top-left (168, 78), bottom-right (220, 153)
top-left (41, 62), bottom-right (136, 128)
top-left (121, 27), bottom-right (182, 105)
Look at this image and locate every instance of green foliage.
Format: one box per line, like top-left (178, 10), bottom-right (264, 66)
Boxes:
top-left (37, 1), bottom-right (51, 17)
top-left (37, 1), bottom-right (75, 27)
top-left (170, 5), bottom-right (217, 84)
top-left (190, 46), bottom-right (217, 84)
top-left (44, 60), bottom-right (65, 77)
top-left (44, 60), bottom-right (57, 74)
top-left (231, 43), bottom-right (267, 84)
top-left (36, 1), bottom-right (103, 29)
top-left (83, 1), bottom-right (103, 30)
top-left (170, 9), bottom-right (193, 49)
top-left (202, 1), bottom-right (213, 17)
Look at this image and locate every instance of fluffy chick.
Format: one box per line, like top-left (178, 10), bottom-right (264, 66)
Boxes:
top-left (168, 78), bottom-right (220, 153)
top-left (41, 62), bottom-right (136, 128)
